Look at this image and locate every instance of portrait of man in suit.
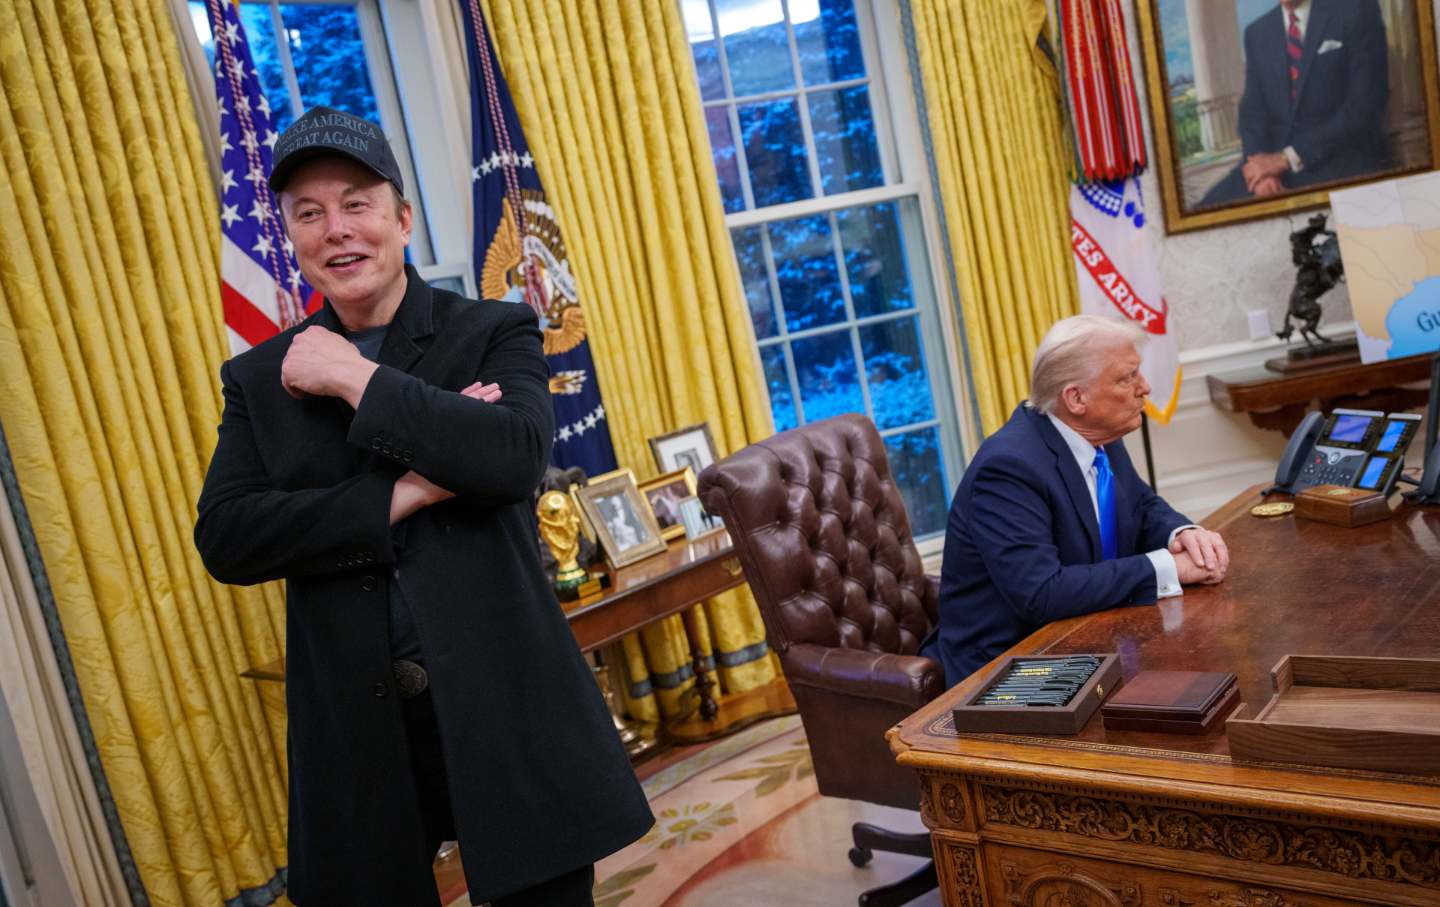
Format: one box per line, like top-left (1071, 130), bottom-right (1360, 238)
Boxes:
top-left (1143, 0), bottom-right (1437, 226)
top-left (1199, 0), bottom-right (1390, 206)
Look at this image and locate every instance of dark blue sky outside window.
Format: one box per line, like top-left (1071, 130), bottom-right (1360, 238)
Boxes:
top-left (861, 318), bottom-right (934, 430)
top-left (237, 3), bottom-right (295, 130)
top-left (732, 225), bottom-right (778, 340)
top-left (718, 0), bottom-right (794, 96)
top-left (737, 98), bottom-right (811, 207)
top-left (768, 215), bottom-right (844, 332)
top-left (761, 346), bottom-right (798, 432)
top-left (705, 108), bottom-right (745, 213)
top-left (795, 0), bottom-right (865, 86)
top-left (792, 329), bottom-right (863, 424)
top-left (282, 4), bottom-right (379, 124)
top-left (808, 86), bottom-right (882, 195)
top-left (885, 428), bottom-right (946, 536)
top-left (837, 202), bottom-right (912, 317)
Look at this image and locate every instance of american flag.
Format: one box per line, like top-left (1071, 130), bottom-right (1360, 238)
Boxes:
top-left (206, 0), bottom-right (319, 355)
top-left (455, 0), bottom-right (618, 476)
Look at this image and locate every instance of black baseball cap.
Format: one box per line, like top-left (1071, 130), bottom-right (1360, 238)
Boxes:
top-left (267, 106), bottom-right (404, 195)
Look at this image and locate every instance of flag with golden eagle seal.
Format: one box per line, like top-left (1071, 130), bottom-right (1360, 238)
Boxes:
top-left (457, 0), bottom-right (618, 474)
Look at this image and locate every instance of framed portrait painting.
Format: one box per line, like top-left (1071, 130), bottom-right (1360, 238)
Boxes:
top-left (1135, 0), bottom-right (1440, 233)
top-left (638, 467), bottom-right (698, 541)
top-left (648, 423), bottom-right (719, 475)
top-left (574, 473), bottom-right (668, 569)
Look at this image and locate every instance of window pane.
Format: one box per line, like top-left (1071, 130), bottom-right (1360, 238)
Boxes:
top-left (794, 0), bottom-right (866, 86)
top-left (861, 317), bottom-right (934, 430)
top-left (792, 329), bottom-right (863, 423)
top-left (769, 215), bottom-right (843, 332)
top-left (761, 345), bottom-right (797, 431)
top-left (732, 226), bottom-right (778, 339)
top-left (738, 97), bottom-right (811, 207)
top-left (281, 4), bottom-right (379, 123)
top-left (705, 108), bottom-right (745, 213)
top-left (717, 0), bottom-right (795, 96)
top-left (681, 2), bottom-right (726, 101)
top-left (808, 85), bottom-right (882, 195)
top-left (237, 3), bottom-right (296, 130)
top-left (837, 202), bottom-right (913, 318)
top-left (884, 428), bottom-right (948, 537)
top-left (188, 2), bottom-right (215, 67)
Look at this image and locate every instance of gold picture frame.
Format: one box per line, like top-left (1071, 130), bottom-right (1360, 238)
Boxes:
top-left (637, 467), bottom-right (698, 541)
top-left (569, 468), bottom-right (633, 542)
top-left (573, 472), bottom-right (668, 569)
top-left (1134, 0), bottom-right (1440, 234)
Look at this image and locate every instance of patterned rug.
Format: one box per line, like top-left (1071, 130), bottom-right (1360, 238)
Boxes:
top-left (441, 716), bottom-right (812, 907)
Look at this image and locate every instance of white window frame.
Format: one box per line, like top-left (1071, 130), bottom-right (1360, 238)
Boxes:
top-left (694, 0), bottom-right (972, 548)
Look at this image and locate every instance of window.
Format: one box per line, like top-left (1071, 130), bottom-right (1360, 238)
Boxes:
top-left (187, 0), bottom-right (468, 289)
top-left (681, 0), bottom-right (964, 538)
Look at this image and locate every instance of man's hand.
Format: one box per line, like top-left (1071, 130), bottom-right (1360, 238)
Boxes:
top-left (1170, 527), bottom-right (1228, 583)
top-left (1173, 549), bottom-right (1222, 585)
top-left (281, 326), bottom-right (378, 406)
top-left (460, 380), bottom-right (502, 404)
top-left (1242, 152), bottom-right (1289, 192)
top-left (1251, 175), bottom-right (1284, 197)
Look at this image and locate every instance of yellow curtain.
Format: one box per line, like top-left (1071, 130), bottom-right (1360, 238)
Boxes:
top-left (0, 0), bottom-right (290, 904)
top-left (909, 0), bottom-right (1079, 434)
top-left (479, 0), bottom-right (778, 719)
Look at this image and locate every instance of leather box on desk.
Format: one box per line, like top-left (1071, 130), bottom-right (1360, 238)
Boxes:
top-left (1100, 670), bottom-right (1240, 735)
top-left (1294, 484), bottom-right (1391, 527)
top-left (952, 653), bottom-right (1121, 735)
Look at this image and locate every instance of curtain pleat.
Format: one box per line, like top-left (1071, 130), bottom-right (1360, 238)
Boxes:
top-left (907, 0), bottom-right (1077, 434)
top-left (477, 0), bottom-right (777, 718)
top-left (0, 0), bottom-right (289, 903)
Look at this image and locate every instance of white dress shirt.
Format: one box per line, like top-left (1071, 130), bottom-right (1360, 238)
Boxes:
top-left (1046, 414), bottom-right (1189, 598)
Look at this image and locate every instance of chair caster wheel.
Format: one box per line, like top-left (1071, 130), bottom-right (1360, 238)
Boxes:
top-left (849, 846), bottom-right (873, 867)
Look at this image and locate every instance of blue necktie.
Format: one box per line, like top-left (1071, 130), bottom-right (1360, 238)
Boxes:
top-left (1093, 448), bottom-right (1118, 561)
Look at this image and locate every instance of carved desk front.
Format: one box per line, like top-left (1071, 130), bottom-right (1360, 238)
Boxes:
top-left (890, 486), bottom-right (1440, 907)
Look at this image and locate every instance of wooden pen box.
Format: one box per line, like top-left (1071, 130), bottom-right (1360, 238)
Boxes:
top-left (1101, 670), bottom-right (1240, 735)
top-left (1294, 484), bottom-right (1391, 528)
top-left (952, 653), bottom-right (1121, 735)
top-left (1227, 655), bottom-right (1440, 775)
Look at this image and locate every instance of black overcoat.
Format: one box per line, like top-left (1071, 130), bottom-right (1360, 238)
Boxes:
top-left (195, 267), bottom-right (652, 906)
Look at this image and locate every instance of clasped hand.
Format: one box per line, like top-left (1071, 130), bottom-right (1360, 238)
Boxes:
top-left (1242, 152), bottom-right (1289, 198)
top-left (1170, 527), bottom-right (1229, 586)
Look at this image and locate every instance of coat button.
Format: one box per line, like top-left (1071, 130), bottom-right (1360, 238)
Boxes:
top-left (360, 575), bottom-right (377, 592)
top-left (372, 683), bottom-right (388, 698)
top-left (402, 450), bottom-right (414, 462)
top-left (370, 438), bottom-right (382, 450)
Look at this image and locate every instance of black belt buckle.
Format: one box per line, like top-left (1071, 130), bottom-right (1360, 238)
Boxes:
top-left (392, 659), bottom-right (429, 699)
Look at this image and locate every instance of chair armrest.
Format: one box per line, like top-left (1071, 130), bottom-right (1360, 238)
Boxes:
top-left (783, 642), bottom-right (945, 710)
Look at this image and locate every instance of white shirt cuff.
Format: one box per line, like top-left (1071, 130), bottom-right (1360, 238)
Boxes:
top-left (1147, 549), bottom-right (1183, 599)
top-left (1283, 146), bottom-right (1304, 172)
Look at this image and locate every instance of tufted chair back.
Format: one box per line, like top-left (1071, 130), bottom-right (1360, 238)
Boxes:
top-left (699, 414), bottom-right (944, 810)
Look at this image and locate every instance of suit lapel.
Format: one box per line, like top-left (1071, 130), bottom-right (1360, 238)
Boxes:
top-left (1030, 409), bottom-right (1102, 561)
top-left (1258, 7), bottom-right (1292, 120)
top-left (377, 266), bottom-right (435, 374)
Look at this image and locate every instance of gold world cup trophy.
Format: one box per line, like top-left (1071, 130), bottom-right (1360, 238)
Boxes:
top-left (537, 490), bottom-right (588, 600)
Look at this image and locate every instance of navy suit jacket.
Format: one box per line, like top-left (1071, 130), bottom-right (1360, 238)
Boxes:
top-left (920, 405), bottom-right (1191, 686)
top-left (1237, 0), bottom-right (1389, 187)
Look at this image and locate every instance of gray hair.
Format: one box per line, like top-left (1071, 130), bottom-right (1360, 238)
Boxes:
top-left (1029, 315), bottom-right (1146, 415)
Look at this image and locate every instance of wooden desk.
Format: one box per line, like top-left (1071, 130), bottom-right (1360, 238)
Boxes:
top-left (890, 486), bottom-right (1440, 906)
top-left (1207, 354), bottom-right (1430, 434)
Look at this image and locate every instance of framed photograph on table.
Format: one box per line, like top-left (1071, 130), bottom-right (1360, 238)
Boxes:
top-left (648, 423), bottom-right (719, 475)
top-left (638, 467), bottom-right (698, 541)
top-left (574, 472), bottom-right (668, 569)
top-left (568, 468), bottom-right (634, 542)
top-left (1134, 0), bottom-right (1440, 233)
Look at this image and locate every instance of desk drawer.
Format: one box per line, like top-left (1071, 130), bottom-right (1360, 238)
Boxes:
top-left (978, 843), bottom-right (1380, 907)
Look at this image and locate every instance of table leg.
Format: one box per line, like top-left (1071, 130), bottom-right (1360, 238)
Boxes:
top-left (682, 607), bottom-right (720, 721)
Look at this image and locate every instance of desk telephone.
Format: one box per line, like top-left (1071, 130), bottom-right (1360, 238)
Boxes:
top-left (1271, 409), bottom-right (1422, 496)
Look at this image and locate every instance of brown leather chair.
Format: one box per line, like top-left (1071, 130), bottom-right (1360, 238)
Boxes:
top-left (698, 413), bottom-right (944, 907)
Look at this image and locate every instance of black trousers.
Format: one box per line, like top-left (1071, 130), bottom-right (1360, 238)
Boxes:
top-left (402, 689), bottom-right (596, 907)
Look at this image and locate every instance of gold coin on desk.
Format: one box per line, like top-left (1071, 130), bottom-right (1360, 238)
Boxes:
top-left (1250, 502), bottom-right (1294, 518)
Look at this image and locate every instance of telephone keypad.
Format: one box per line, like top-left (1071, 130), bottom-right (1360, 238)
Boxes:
top-left (1295, 452), bottom-right (1363, 491)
